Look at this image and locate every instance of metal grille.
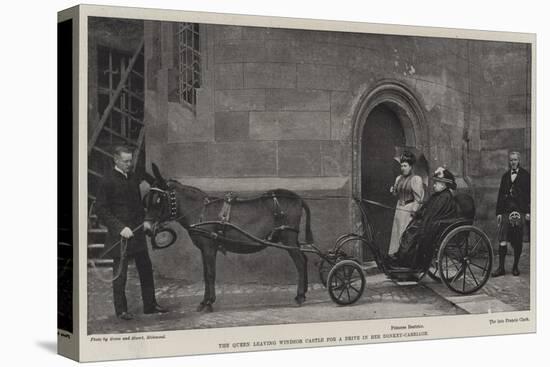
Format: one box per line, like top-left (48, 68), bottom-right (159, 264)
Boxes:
top-left (177, 23), bottom-right (201, 108)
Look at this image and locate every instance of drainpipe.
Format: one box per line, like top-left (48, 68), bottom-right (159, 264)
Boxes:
top-left (461, 41), bottom-right (474, 196)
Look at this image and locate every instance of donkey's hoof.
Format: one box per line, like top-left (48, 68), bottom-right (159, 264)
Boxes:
top-left (204, 304), bottom-right (214, 313)
top-left (196, 303), bottom-right (206, 312)
top-left (294, 295), bottom-right (306, 306)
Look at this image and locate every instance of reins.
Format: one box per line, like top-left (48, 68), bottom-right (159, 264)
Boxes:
top-left (88, 223), bottom-right (143, 283)
top-left (149, 188), bottom-right (418, 232)
top-left (298, 196), bottom-right (418, 214)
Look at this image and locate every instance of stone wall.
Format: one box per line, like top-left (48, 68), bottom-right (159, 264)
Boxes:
top-left (87, 17), bottom-right (143, 137)
top-left (141, 22), bottom-right (531, 284)
top-left (474, 42), bottom-right (531, 239)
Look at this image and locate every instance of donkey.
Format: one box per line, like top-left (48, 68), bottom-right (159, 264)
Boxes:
top-left (144, 164), bottom-right (313, 312)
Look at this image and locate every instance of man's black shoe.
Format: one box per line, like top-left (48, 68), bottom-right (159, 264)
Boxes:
top-left (117, 311), bottom-right (134, 320)
top-left (492, 268), bottom-right (505, 277)
top-left (512, 267), bottom-right (520, 276)
top-left (144, 303), bottom-right (169, 314)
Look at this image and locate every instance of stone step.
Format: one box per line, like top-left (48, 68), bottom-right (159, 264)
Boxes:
top-left (424, 281), bottom-right (516, 313)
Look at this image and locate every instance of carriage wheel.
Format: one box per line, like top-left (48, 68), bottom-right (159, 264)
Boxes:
top-left (327, 260), bottom-right (365, 305)
top-left (319, 255), bottom-right (346, 288)
top-left (438, 225), bottom-right (493, 295)
top-left (319, 248), bottom-right (349, 287)
top-left (426, 251), bottom-right (440, 282)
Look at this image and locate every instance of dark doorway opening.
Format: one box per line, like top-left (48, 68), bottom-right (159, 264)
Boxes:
top-left (361, 104), bottom-right (406, 259)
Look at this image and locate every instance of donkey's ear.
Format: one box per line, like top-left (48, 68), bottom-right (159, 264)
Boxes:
top-left (152, 163), bottom-right (162, 180)
top-left (151, 163), bottom-right (167, 189)
top-left (143, 171), bottom-right (155, 185)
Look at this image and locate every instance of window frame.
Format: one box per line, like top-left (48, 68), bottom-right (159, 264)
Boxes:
top-left (176, 22), bottom-right (202, 111)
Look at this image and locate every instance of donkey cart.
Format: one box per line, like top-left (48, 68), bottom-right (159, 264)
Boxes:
top-left (143, 164), bottom-right (493, 310)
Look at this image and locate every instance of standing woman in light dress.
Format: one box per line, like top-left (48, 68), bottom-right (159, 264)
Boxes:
top-left (388, 151), bottom-right (425, 256)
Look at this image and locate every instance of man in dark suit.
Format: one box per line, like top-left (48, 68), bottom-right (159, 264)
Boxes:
top-left (492, 151), bottom-right (530, 277)
top-left (95, 145), bottom-right (168, 320)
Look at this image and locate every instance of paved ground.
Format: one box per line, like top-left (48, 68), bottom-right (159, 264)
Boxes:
top-left (87, 247), bottom-right (530, 335)
top-left (88, 272), bottom-right (464, 334)
top-left (422, 245), bottom-right (531, 313)
top-left (474, 246), bottom-right (531, 311)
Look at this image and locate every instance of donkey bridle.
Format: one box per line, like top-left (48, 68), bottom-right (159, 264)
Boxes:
top-left (148, 187), bottom-right (178, 222)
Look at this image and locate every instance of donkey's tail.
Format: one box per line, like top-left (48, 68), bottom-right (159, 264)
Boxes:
top-left (301, 200), bottom-right (314, 244)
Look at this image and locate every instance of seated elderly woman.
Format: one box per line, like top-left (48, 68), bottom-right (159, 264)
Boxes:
top-left (390, 167), bottom-right (458, 269)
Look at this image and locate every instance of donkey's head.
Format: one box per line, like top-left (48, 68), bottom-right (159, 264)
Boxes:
top-left (144, 163), bottom-right (175, 226)
top-left (144, 163), bottom-right (208, 229)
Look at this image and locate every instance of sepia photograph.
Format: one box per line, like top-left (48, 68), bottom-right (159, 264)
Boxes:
top-left (4, 0), bottom-right (549, 364)
top-left (83, 14), bottom-right (532, 337)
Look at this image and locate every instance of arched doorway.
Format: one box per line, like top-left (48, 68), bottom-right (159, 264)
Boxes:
top-left (351, 81), bottom-right (429, 260)
top-left (362, 104), bottom-right (406, 255)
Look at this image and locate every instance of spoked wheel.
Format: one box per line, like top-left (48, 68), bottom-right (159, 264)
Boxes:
top-left (327, 260), bottom-right (366, 305)
top-left (319, 249), bottom-right (349, 287)
top-left (411, 243), bottom-right (439, 282)
top-left (438, 225), bottom-right (493, 294)
top-left (426, 251), bottom-right (440, 282)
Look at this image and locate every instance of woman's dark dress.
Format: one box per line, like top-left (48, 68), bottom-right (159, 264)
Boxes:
top-left (395, 188), bottom-right (457, 269)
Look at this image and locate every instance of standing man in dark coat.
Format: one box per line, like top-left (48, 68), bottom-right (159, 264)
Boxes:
top-left (95, 145), bottom-right (168, 320)
top-left (492, 151), bottom-right (531, 277)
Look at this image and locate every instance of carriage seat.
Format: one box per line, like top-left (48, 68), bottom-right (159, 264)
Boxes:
top-left (383, 192), bottom-right (476, 274)
top-left (431, 192), bottom-right (476, 241)
top-left (454, 192), bottom-right (475, 223)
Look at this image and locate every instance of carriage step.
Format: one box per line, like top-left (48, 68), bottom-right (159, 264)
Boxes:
top-left (361, 261), bottom-right (377, 271)
top-left (391, 280), bottom-right (419, 286)
top-left (88, 259), bottom-right (113, 267)
top-left (387, 273), bottom-right (420, 282)
top-left (387, 267), bottom-right (419, 273)
top-left (88, 243), bottom-right (105, 249)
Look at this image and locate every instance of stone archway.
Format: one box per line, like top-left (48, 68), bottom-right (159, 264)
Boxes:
top-left (351, 80), bottom-right (428, 258)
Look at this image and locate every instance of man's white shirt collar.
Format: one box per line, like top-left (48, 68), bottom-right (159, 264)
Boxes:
top-left (115, 165), bottom-right (128, 179)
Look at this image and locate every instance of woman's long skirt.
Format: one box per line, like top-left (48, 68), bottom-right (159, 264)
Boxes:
top-left (388, 201), bottom-right (417, 255)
